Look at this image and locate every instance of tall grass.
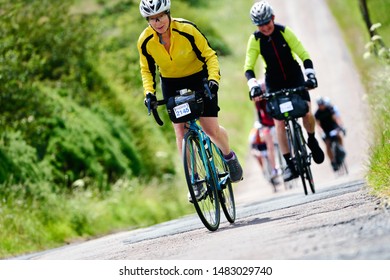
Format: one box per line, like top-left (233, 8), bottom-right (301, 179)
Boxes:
top-left (366, 65), bottom-right (390, 197)
top-left (326, 0), bottom-right (390, 197)
top-left (0, 177), bottom-right (192, 258)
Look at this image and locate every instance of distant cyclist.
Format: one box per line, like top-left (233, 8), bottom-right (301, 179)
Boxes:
top-left (251, 82), bottom-right (280, 179)
top-left (314, 97), bottom-right (346, 171)
top-left (244, 1), bottom-right (324, 182)
top-left (249, 119), bottom-right (280, 184)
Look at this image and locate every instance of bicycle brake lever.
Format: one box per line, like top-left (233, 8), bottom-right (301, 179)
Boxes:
top-left (147, 99), bottom-right (151, 116)
top-left (203, 78), bottom-right (213, 100)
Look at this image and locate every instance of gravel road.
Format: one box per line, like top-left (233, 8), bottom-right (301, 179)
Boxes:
top-left (12, 0), bottom-right (390, 261)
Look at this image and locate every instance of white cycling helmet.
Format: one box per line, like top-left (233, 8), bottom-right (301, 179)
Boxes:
top-left (250, 1), bottom-right (274, 25)
top-left (323, 96), bottom-right (331, 105)
top-left (139, 0), bottom-right (171, 18)
top-left (316, 96), bottom-right (326, 106)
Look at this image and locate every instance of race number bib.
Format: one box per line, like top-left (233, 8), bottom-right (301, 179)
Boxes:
top-left (174, 103), bottom-right (191, 119)
top-left (279, 101), bottom-right (294, 113)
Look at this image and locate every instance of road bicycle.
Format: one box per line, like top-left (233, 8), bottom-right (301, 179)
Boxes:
top-left (273, 140), bottom-right (298, 191)
top-left (328, 128), bottom-right (348, 175)
top-left (146, 81), bottom-right (235, 231)
top-left (256, 130), bottom-right (283, 192)
top-left (263, 86), bottom-right (315, 195)
top-left (261, 143), bottom-right (281, 192)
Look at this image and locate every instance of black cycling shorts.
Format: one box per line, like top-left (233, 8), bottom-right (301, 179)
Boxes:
top-left (160, 71), bottom-right (220, 117)
top-left (266, 72), bottom-right (311, 102)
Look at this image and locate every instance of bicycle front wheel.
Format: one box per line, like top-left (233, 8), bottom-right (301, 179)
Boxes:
top-left (210, 143), bottom-right (236, 223)
top-left (183, 132), bottom-right (220, 231)
top-left (294, 123), bottom-right (315, 194)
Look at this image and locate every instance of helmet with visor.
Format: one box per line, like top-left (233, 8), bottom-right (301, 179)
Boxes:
top-left (139, 0), bottom-right (171, 18)
top-left (250, 1), bottom-right (274, 26)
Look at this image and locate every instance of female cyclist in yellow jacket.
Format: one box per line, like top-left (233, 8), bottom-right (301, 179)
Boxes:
top-left (137, 0), bottom-right (243, 201)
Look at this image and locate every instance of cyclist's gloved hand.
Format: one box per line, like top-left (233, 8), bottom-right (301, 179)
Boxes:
top-left (247, 78), bottom-right (262, 100)
top-left (208, 79), bottom-right (219, 95)
top-left (340, 127), bottom-right (346, 136)
top-left (304, 68), bottom-right (318, 89)
top-left (144, 92), bottom-right (157, 110)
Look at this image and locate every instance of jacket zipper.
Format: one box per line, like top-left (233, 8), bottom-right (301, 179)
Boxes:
top-left (270, 38), bottom-right (287, 81)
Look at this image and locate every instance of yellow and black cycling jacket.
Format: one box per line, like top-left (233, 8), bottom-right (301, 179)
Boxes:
top-left (244, 24), bottom-right (313, 89)
top-left (137, 18), bottom-right (220, 96)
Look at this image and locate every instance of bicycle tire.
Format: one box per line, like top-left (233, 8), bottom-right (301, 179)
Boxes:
top-left (296, 125), bottom-right (315, 194)
top-left (183, 131), bottom-right (220, 231)
top-left (275, 143), bottom-right (294, 190)
top-left (285, 120), bottom-right (307, 195)
top-left (291, 120), bottom-right (315, 195)
top-left (291, 125), bottom-right (308, 195)
top-left (334, 142), bottom-right (348, 175)
top-left (210, 143), bottom-right (236, 223)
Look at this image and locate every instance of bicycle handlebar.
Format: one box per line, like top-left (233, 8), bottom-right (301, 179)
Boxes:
top-left (203, 78), bottom-right (213, 100)
top-left (262, 86), bottom-right (308, 100)
top-left (146, 99), bottom-right (166, 126)
top-left (146, 78), bottom-right (213, 126)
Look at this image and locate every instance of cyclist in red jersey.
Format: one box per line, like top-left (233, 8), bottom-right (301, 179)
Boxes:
top-left (254, 92), bottom-right (279, 174)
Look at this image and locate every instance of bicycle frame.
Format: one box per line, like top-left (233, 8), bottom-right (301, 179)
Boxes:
top-left (146, 79), bottom-right (235, 231)
top-left (263, 86), bottom-right (315, 195)
top-left (186, 120), bottom-right (224, 192)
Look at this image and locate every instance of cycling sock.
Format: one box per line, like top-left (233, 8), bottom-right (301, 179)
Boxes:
top-left (308, 132), bottom-right (315, 139)
top-left (223, 151), bottom-right (234, 160)
top-left (283, 153), bottom-right (292, 165)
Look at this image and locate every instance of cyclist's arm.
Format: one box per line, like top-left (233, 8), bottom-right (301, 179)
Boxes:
top-left (137, 30), bottom-right (157, 96)
top-left (244, 34), bottom-right (262, 80)
top-left (192, 25), bottom-right (220, 83)
top-left (282, 26), bottom-right (314, 70)
top-left (332, 112), bottom-right (345, 129)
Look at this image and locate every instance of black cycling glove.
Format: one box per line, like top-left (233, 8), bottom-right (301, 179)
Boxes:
top-left (208, 79), bottom-right (219, 95)
top-left (144, 92), bottom-right (157, 110)
top-left (247, 78), bottom-right (263, 100)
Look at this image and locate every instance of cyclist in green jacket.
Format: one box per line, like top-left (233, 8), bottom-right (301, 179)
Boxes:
top-left (244, 1), bottom-right (324, 182)
top-left (137, 0), bottom-right (243, 201)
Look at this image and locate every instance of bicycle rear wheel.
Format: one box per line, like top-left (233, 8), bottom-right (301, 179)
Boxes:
top-left (210, 143), bottom-right (236, 223)
top-left (183, 132), bottom-right (220, 231)
top-left (334, 143), bottom-right (348, 175)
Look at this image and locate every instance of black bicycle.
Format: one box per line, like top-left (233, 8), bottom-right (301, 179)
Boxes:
top-left (146, 81), bottom-right (235, 231)
top-left (329, 128), bottom-right (348, 175)
top-left (263, 86), bottom-right (315, 195)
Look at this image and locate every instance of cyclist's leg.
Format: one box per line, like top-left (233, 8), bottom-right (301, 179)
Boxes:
top-left (262, 127), bottom-right (276, 169)
top-left (200, 79), bottom-right (243, 182)
top-left (301, 97), bottom-right (324, 164)
top-left (324, 137), bottom-right (333, 162)
top-left (262, 127), bottom-right (278, 176)
top-left (200, 117), bottom-right (243, 182)
top-left (337, 133), bottom-right (345, 148)
top-left (251, 146), bottom-right (264, 170)
top-left (173, 122), bottom-right (187, 156)
top-left (275, 119), bottom-right (298, 181)
top-left (301, 101), bottom-right (316, 133)
top-left (275, 119), bottom-right (289, 155)
top-left (199, 117), bottom-right (230, 155)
